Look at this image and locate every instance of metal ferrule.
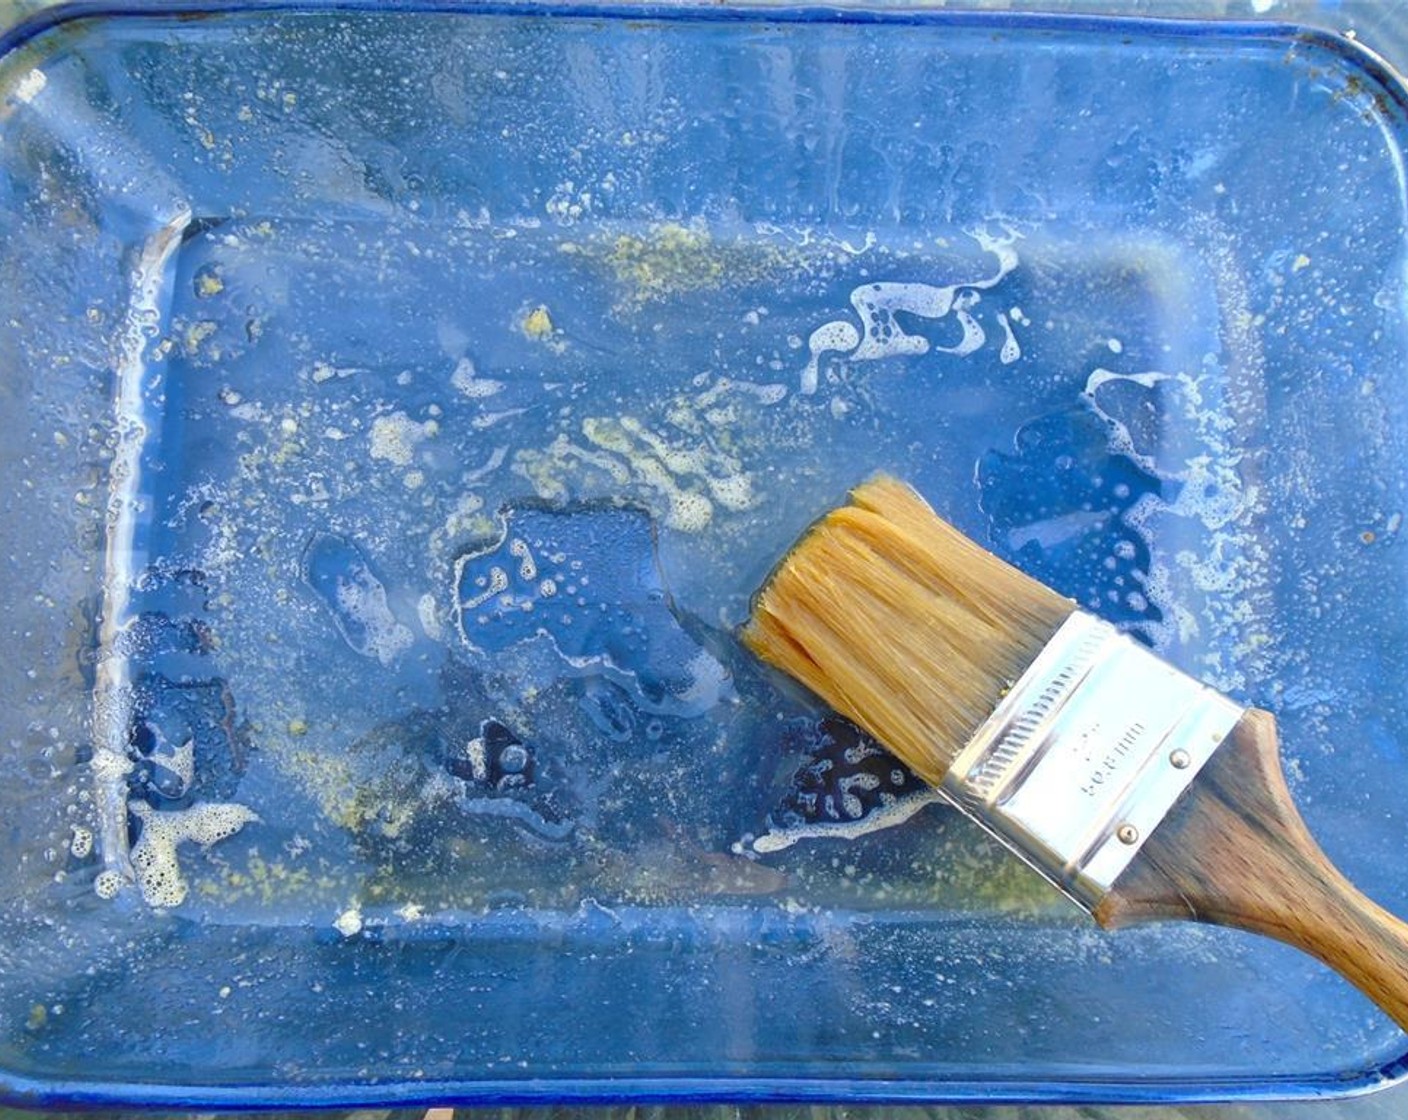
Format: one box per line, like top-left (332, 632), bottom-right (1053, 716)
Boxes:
top-left (939, 611), bottom-right (1245, 912)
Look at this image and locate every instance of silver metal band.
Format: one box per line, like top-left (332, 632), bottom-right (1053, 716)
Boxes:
top-left (939, 611), bottom-right (1245, 912)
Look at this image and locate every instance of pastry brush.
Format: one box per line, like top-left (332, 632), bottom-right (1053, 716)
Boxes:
top-left (743, 474), bottom-right (1408, 1030)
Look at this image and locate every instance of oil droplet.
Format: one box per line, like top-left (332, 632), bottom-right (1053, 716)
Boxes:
top-left (522, 305), bottom-right (554, 340)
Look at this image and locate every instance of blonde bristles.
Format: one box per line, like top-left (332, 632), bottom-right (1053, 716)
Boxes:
top-left (743, 475), bottom-right (1075, 786)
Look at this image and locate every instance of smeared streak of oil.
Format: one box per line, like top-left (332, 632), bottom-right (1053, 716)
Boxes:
top-left (558, 221), bottom-right (802, 312)
top-left (118, 605), bottom-right (247, 811)
top-left (746, 717), bottom-right (940, 854)
top-left (580, 416), bottom-right (755, 531)
top-left (445, 717), bottom-right (534, 791)
top-left (302, 532), bottom-right (413, 665)
top-left (515, 411), bottom-right (757, 534)
top-left (453, 502), bottom-right (730, 718)
top-left (459, 796), bottom-right (574, 841)
top-left (1083, 368), bottom-right (1246, 531)
top-left (589, 830), bottom-right (789, 902)
top-left (1080, 366), bottom-right (1264, 690)
top-left (978, 407), bottom-right (1169, 646)
top-left (979, 366), bottom-right (1256, 662)
top-left (800, 227), bottom-right (1022, 394)
top-left (93, 205), bottom-right (192, 884)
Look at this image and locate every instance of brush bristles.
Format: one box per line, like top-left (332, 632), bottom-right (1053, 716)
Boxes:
top-left (743, 475), bottom-right (1075, 787)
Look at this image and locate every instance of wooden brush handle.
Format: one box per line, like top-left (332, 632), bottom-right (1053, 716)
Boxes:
top-left (1095, 708), bottom-right (1408, 1031)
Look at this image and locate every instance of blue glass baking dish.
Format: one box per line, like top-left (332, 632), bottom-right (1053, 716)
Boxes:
top-left (3, 0), bottom-right (1408, 1106)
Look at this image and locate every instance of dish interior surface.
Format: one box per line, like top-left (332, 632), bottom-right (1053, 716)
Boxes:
top-left (1, 4), bottom-right (1408, 1102)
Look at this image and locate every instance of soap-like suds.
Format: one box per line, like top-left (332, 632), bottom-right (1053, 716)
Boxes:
top-left (1083, 362), bottom-right (1269, 691)
top-left (801, 322), bottom-right (860, 394)
top-left (128, 800), bottom-right (259, 908)
top-left (70, 826), bottom-right (94, 859)
top-left (451, 357), bottom-right (504, 400)
top-left (750, 790), bottom-right (940, 854)
top-left (334, 905), bottom-right (364, 937)
top-left (518, 414), bottom-right (756, 533)
top-left (1084, 368), bottom-right (1246, 530)
top-left (94, 869), bottom-right (124, 900)
top-left (997, 312), bottom-right (1022, 364)
top-left (369, 411), bottom-right (435, 468)
top-left (510, 538), bottom-right (537, 580)
top-left (12, 68), bottom-right (46, 105)
top-left (460, 565), bottom-right (509, 611)
top-left (334, 569), bottom-right (415, 664)
top-left (799, 226), bottom-right (1022, 393)
top-left (936, 292), bottom-right (986, 357)
top-left (417, 593), bottom-right (442, 640)
top-left (585, 417), bottom-right (755, 531)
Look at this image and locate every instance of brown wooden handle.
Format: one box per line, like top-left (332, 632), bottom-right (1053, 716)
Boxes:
top-left (1095, 708), bottom-right (1408, 1032)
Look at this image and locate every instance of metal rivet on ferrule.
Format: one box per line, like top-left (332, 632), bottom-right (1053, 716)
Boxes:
top-left (939, 611), bottom-right (1247, 913)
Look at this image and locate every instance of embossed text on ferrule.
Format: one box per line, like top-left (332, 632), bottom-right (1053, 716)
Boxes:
top-left (941, 611), bottom-right (1245, 913)
top-left (1079, 721), bottom-right (1147, 798)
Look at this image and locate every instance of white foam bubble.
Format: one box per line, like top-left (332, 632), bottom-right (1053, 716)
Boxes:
top-left (13, 68), bottom-right (46, 105)
top-left (450, 356), bottom-right (505, 399)
top-left (997, 312), bottom-right (1022, 364)
top-left (801, 321), bottom-right (860, 395)
top-left (931, 295), bottom-right (985, 357)
top-left (369, 411), bottom-right (434, 467)
top-left (417, 593), bottom-right (442, 640)
top-left (335, 569), bottom-right (415, 664)
top-left (94, 870), bottom-right (124, 900)
top-left (751, 789), bottom-right (941, 854)
top-left (510, 538), bottom-right (537, 580)
top-left (128, 800), bottom-right (258, 908)
top-left (459, 564), bottom-right (509, 611)
top-left (667, 489), bottom-right (713, 532)
top-left (798, 226), bottom-right (1022, 393)
top-left (334, 905), bottom-right (364, 937)
top-left (69, 826), bottom-right (93, 859)
top-left (705, 472), bottom-right (755, 512)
